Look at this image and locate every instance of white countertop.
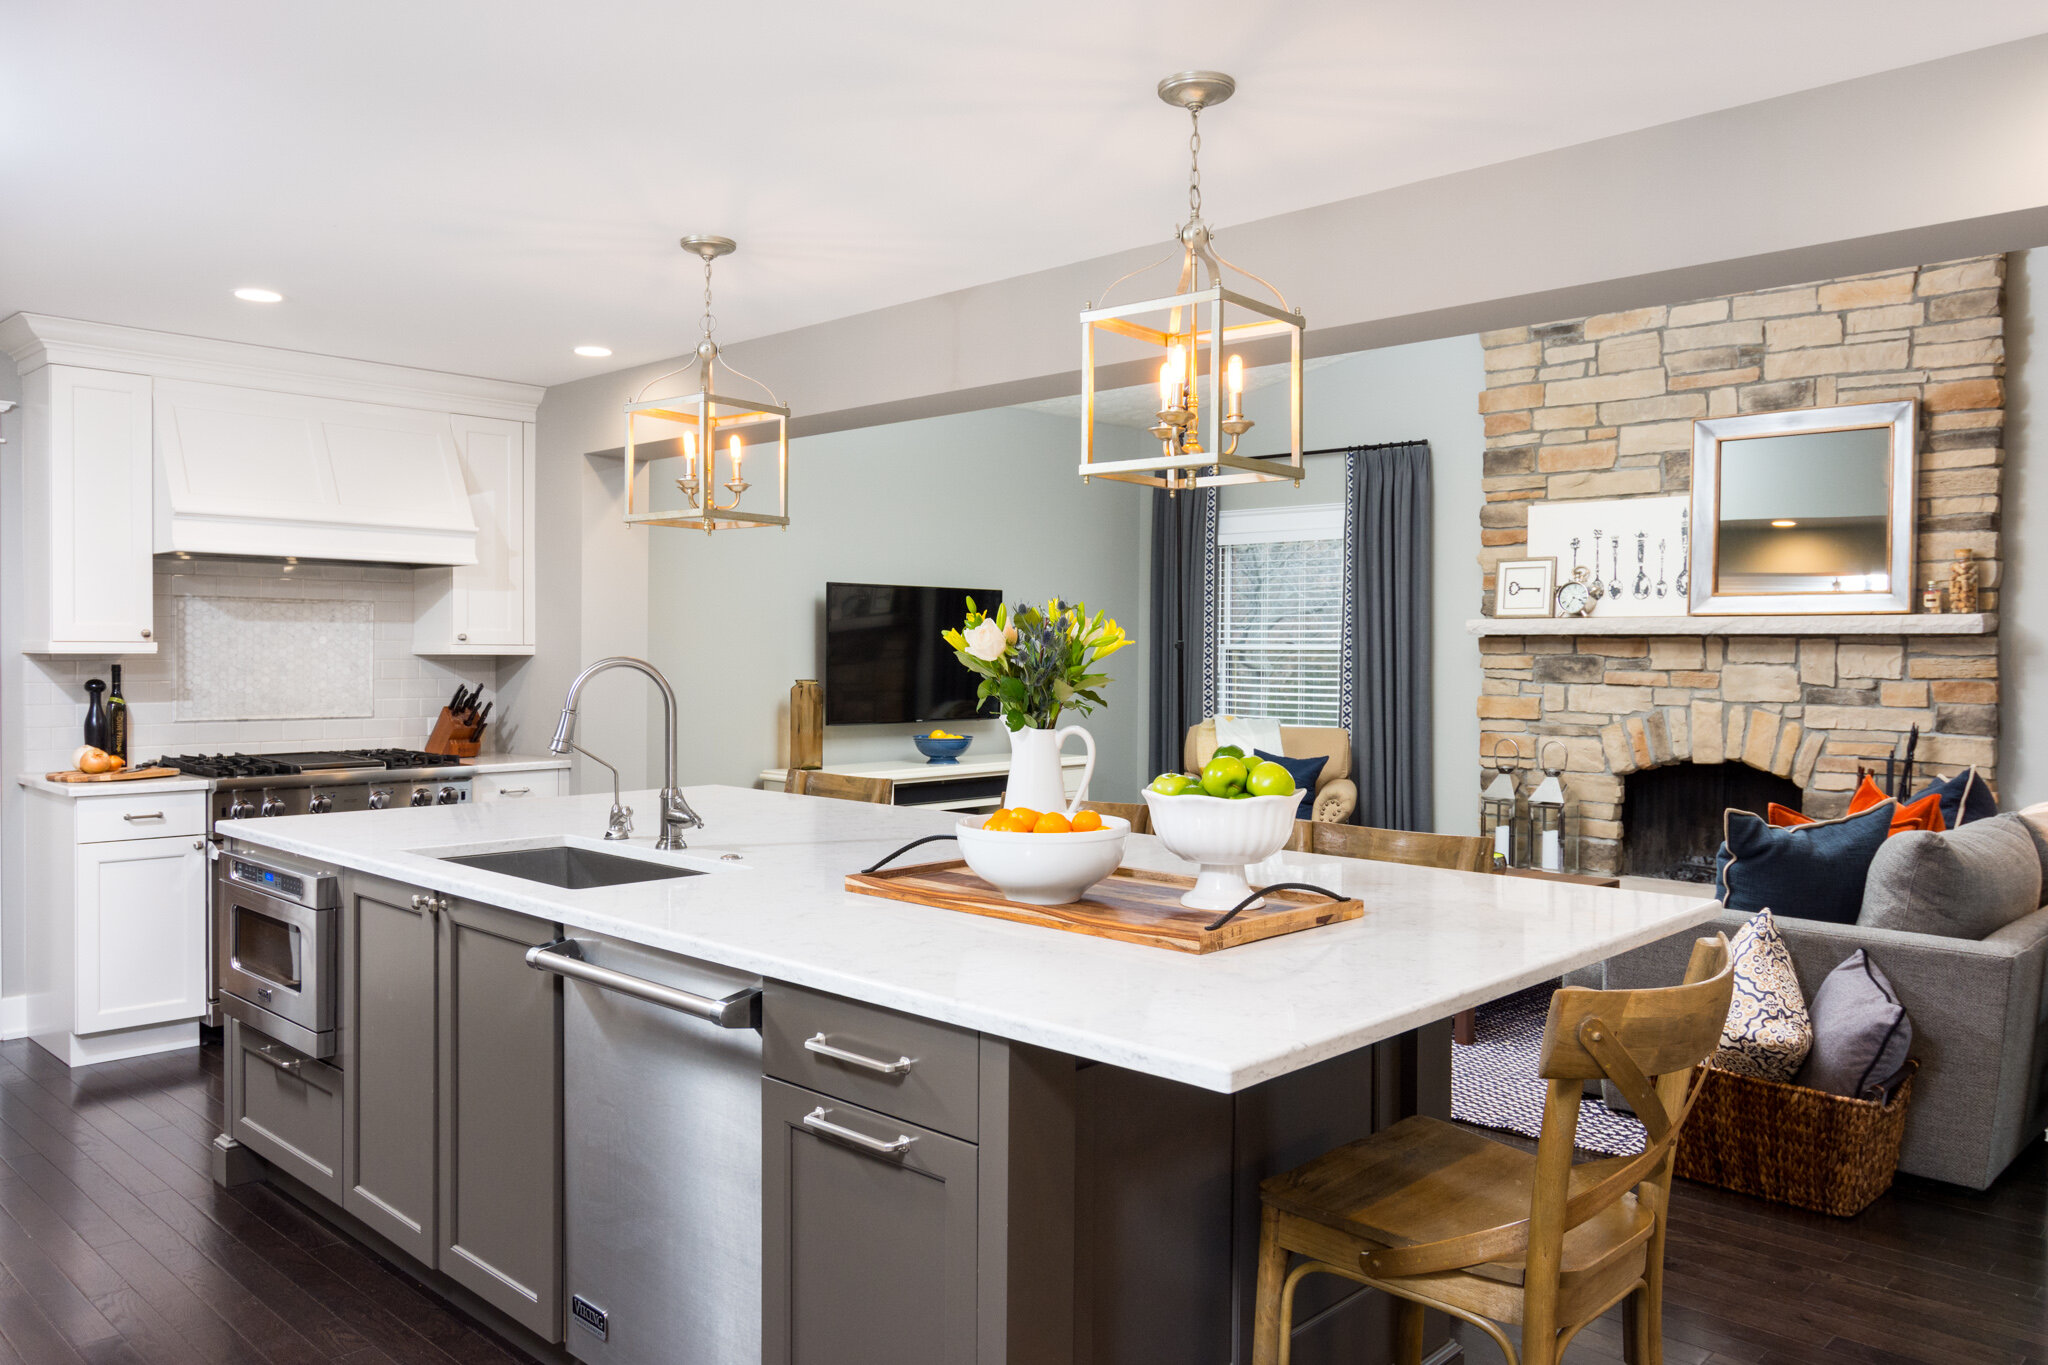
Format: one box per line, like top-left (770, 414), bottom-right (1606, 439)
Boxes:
top-left (17, 751), bottom-right (568, 797)
top-left (219, 785), bottom-right (1721, 1093)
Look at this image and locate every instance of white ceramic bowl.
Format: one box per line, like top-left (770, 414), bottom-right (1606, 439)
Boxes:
top-left (954, 814), bottom-right (1129, 906)
top-left (1142, 789), bottom-right (1301, 910)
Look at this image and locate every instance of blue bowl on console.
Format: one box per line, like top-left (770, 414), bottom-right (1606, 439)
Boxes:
top-left (913, 734), bottom-right (973, 764)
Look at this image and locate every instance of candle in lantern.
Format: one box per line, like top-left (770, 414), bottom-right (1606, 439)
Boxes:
top-left (1226, 353), bottom-right (1244, 418)
top-left (729, 433), bottom-right (744, 475)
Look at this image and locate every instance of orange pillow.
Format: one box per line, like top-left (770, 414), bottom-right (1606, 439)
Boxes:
top-left (1768, 776), bottom-right (1944, 836)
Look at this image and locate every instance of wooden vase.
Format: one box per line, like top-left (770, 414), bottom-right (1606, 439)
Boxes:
top-left (789, 679), bottom-right (824, 770)
top-left (1949, 549), bottom-right (1980, 615)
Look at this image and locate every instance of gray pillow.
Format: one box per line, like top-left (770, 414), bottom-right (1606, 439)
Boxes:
top-left (1794, 950), bottom-right (1912, 1100)
top-left (1859, 814), bottom-right (2044, 938)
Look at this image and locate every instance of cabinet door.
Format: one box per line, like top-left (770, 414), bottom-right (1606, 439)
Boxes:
top-left (451, 416), bottom-right (531, 648)
top-left (438, 898), bottom-right (561, 1340)
top-left (73, 835), bottom-right (205, 1033)
top-left (28, 366), bottom-right (155, 652)
top-left (763, 1079), bottom-right (978, 1365)
top-left (229, 1020), bottom-right (344, 1203)
top-left (341, 878), bottom-right (440, 1264)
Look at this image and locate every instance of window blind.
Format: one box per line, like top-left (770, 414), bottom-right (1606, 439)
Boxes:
top-left (1215, 506), bottom-right (1345, 728)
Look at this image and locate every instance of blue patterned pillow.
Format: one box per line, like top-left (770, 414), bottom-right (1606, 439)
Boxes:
top-left (1910, 766), bottom-right (1999, 830)
top-left (1712, 909), bottom-right (1812, 1083)
top-left (1253, 749), bottom-right (1327, 819)
top-left (1715, 801), bottom-right (1895, 925)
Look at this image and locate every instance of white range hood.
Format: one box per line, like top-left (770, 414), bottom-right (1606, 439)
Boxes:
top-left (154, 378), bottom-right (480, 565)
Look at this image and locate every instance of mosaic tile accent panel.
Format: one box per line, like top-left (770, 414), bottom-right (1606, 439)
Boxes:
top-left (175, 593), bottom-right (375, 721)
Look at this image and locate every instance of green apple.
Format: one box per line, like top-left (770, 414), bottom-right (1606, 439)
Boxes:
top-left (1246, 761), bottom-right (1297, 798)
top-left (1149, 773), bottom-right (1199, 796)
top-left (1199, 754), bottom-right (1248, 798)
top-left (1213, 744), bottom-right (1246, 760)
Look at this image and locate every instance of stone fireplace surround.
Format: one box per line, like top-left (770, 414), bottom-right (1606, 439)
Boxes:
top-left (1471, 256), bottom-right (2005, 877)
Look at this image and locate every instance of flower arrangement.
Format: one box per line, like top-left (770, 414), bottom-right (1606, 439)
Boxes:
top-left (943, 597), bottom-right (1131, 731)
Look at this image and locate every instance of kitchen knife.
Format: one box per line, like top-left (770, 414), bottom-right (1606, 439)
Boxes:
top-left (449, 684), bottom-right (468, 714)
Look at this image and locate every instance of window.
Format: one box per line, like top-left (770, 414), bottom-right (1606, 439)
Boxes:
top-left (1214, 504), bottom-right (1345, 727)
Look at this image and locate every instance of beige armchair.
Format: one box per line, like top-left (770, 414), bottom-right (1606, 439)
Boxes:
top-left (1184, 719), bottom-right (1357, 824)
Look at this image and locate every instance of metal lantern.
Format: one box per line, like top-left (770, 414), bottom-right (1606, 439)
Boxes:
top-left (624, 235), bottom-right (790, 534)
top-left (1078, 72), bottom-right (1304, 494)
top-left (1530, 742), bottom-right (1569, 873)
top-left (1480, 735), bottom-right (1525, 869)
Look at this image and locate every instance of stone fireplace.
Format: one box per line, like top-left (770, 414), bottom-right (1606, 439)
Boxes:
top-left (1472, 257), bottom-right (2005, 877)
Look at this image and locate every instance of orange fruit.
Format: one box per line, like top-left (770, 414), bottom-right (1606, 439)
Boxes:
top-left (1004, 807), bottom-right (1041, 831)
top-left (982, 809), bottom-right (1009, 831)
top-left (1033, 811), bottom-right (1072, 834)
top-left (1070, 810), bottom-right (1103, 832)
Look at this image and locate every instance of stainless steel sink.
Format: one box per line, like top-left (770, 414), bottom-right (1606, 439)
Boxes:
top-left (439, 843), bottom-right (706, 889)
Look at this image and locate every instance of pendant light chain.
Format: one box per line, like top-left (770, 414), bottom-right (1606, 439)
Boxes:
top-left (1186, 105), bottom-right (1203, 225)
top-left (701, 256), bottom-right (717, 340)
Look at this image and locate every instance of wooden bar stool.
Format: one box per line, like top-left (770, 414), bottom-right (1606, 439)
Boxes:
top-left (1076, 799), bottom-right (1150, 834)
top-left (1253, 934), bottom-right (1733, 1365)
top-left (786, 770), bottom-right (894, 804)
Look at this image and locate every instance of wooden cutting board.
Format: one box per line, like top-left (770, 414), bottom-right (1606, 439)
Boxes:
top-left (44, 766), bottom-right (182, 783)
top-left (846, 860), bottom-right (1361, 954)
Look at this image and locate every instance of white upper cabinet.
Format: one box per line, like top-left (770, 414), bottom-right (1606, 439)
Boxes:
top-left (413, 416), bottom-right (536, 655)
top-left (19, 365), bottom-right (158, 654)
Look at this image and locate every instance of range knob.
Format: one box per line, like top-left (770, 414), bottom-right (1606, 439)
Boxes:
top-left (367, 788), bottom-right (392, 810)
top-left (227, 795), bottom-right (256, 820)
top-left (309, 792), bottom-right (334, 814)
top-left (259, 795), bottom-right (286, 817)
top-left (436, 786), bottom-right (462, 805)
top-left (410, 788), bottom-right (434, 807)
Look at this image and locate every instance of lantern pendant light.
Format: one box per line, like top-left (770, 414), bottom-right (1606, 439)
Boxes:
top-left (1078, 71), bottom-right (1305, 494)
top-left (623, 235), bottom-right (790, 533)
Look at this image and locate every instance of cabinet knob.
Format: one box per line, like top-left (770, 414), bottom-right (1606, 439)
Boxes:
top-left (140, 628), bottom-right (152, 639)
top-left (192, 839), bottom-right (203, 851)
top-left (457, 633), bottom-right (468, 642)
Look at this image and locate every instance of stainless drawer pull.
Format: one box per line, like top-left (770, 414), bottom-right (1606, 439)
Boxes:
top-left (499, 786), bottom-right (531, 797)
top-left (526, 940), bottom-right (760, 1029)
top-left (252, 1044), bottom-right (303, 1077)
top-left (803, 1033), bottom-right (918, 1075)
top-left (122, 811), bottom-right (165, 822)
top-left (802, 1106), bottom-right (917, 1156)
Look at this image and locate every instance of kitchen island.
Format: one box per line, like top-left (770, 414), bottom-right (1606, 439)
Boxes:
top-left (215, 785), bottom-right (1720, 1365)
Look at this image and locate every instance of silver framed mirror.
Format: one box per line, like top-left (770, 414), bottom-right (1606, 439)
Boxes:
top-left (1689, 400), bottom-right (1916, 615)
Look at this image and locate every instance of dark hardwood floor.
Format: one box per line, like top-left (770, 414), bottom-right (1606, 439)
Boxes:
top-left (0, 1032), bottom-right (2040, 1363)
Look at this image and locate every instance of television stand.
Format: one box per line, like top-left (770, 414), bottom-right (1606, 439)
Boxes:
top-left (759, 754), bottom-right (1090, 813)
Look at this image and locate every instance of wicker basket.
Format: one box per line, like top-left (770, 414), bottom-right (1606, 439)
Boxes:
top-left (1673, 1060), bottom-right (1916, 1217)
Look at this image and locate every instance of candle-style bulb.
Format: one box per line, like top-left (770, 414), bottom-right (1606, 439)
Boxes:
top-left (1159, 359), bottom-right (1175, 411)
top-left (1227, 353), bottom-right (1243, 396)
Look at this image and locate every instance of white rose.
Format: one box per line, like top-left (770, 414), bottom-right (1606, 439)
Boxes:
top-left (963, 618), bottom-right (1009, 662)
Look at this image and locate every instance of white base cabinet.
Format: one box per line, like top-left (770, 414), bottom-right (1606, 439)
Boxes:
top-left (470, 768), bottom-right (566, 802)
top-left (25, 788), bottom-right (209, 1066)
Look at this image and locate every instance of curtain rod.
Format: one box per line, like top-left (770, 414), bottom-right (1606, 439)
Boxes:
top-left (1295, 439), bottom-right (1428, 459)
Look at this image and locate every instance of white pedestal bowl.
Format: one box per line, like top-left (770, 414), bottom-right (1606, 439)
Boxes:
top-left (1141, 790), bottom-right (1301, 911)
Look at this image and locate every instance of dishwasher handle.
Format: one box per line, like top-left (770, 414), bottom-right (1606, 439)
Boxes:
top-left (525, 939), bottom-right (761, 1028)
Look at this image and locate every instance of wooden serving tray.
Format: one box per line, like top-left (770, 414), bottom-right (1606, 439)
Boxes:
top-left (846, 861), bottom-right (1361, 954)
top-left (44, 766), bottom-right (182, 783)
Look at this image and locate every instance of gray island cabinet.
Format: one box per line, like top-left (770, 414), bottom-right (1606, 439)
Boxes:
top-left (211, 784), bottom-right (1721, 1365)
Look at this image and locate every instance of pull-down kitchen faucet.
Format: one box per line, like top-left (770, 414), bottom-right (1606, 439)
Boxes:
top-left (551, 657), bottom-right (705, 849)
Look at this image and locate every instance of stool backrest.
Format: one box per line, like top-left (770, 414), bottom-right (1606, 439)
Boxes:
top-left (1077, 800), bottom-right (1149, 834)
top-left (1311, 823), bottom-right (1494, 873)
top-left (787, 770), bottom-right (894, 804)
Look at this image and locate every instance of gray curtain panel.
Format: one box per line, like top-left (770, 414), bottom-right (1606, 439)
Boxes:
top-left (1344, 442), bottom-right (1433, 830)
top-left (1148, 487), bottom-right (1218, 778)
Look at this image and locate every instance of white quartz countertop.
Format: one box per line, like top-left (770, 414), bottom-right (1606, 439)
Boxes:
top-left (220, 785), bottom-right (1721, 1093)
top-left (18, 751), bottom-right (567, 797)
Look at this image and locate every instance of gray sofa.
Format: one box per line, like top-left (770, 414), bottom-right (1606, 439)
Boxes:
top-left (1599, 904), bottom-right (2048, 1189)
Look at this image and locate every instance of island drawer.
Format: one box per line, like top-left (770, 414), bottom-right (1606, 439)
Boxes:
top-left (228, 1021), bottom-right (343, 1202)
top-left (763, 984), bottom-right (979, 1141)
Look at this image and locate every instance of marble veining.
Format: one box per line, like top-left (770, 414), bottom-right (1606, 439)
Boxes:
top-left (221, 785), bottom-right (1722, 1093)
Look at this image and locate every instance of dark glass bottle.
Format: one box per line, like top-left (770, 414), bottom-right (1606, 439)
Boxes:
top-left (107, 664), bottom-right (129, 762)
top-left (83, 678), bottom-right (110, 750)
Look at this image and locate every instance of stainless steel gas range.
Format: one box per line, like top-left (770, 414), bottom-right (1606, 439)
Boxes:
top-left (155, 749), bottom-right (479, 1027)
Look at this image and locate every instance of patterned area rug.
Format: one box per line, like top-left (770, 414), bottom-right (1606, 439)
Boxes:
top-left (1451, 982), bottom-right (1648, 1157)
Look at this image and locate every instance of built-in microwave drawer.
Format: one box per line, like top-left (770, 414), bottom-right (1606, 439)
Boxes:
top-left (216, 869), bottom-right (338, 1058)
top-left (229, 1021), bottom-right (343, 1202)
top-left (76, 791), bottom-right (205, 843)
top-left (762, 984), bottom-right (980, 1141)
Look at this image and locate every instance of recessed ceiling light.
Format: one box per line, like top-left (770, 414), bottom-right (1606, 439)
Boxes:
top-left (233, 287), bottom-right (283, 303)
top-left (574, 345), bottom-right (613, 358)
top-left (1771, 519), bottom-right (1798, 528)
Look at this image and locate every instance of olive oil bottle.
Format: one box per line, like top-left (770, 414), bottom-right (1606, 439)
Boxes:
top-left (107, 664), bottom-right (129, 763)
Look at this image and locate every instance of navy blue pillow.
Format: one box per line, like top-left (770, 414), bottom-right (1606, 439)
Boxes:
top-left (1254, 749), bottom-right (1327, 819)
top-left (1911, 767), bottom-right (1998, 830)
top-left (1714, 801), bottom-right (1896, 925)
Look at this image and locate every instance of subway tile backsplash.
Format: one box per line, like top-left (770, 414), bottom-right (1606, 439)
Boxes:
top-left (23, 557), bottom-right (497, 770)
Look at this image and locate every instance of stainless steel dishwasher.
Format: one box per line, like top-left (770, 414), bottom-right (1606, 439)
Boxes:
top-left (527, 932), bottom-right (763, 1365)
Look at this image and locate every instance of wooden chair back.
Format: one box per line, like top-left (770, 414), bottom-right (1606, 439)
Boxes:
top-left (1357, 934), bottom-right (1732, 1287)
top-left (786, 770), bottom-right (894, 804)
top-left (1310, 823), bottom-right (1494, 873)
top-left (1077, 800), bottom-right (1149, 834)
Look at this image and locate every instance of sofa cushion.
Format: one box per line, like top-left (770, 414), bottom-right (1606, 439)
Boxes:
top-left (1910, 766), bottom-right (1999, 830)
top-left (1859, 814), bottom-right (2044, 939)
top-left (1712, 909), bottom-right (1812, 1082)
top-left (1794, 950), bottom-right (1913, 1100)
top-left (1253, 749), bottom-right (1327, 820)
top-left (2021, 805), bottom-right (2048, 903)
top-left (1716, 801), bottom-right (1896, 925)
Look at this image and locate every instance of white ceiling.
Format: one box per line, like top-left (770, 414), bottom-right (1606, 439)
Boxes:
top-left (4, 3), bottom-right (2043, 388)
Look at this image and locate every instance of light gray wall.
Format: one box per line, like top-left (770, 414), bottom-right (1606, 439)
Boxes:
top-left (1195, 337), bottom-right (1486, 836)
top-left (634, 407), bottom-right (1151, 801)
top-left (2003, 248), bottom-right (2045, 809)
top-left (0, 354), bottom-right (23, 999)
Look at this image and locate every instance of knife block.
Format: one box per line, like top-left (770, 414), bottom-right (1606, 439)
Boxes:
top-left (426, 707), bottom-right (484, 757)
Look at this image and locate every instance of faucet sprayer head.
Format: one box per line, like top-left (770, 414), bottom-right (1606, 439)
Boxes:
top-left (549, 707), bottom-right (576, 755)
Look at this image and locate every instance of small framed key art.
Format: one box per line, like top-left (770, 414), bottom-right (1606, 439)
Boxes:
top-left (1493, 557), bottom-right (1558, 618)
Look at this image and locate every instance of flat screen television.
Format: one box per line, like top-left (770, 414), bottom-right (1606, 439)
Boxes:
top-left (824, 582), bottom-right (1001, 725)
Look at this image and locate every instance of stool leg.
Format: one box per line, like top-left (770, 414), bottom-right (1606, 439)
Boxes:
top-left (1395, 1298), bottom-right (1424, 1365)
top-left (1253, 1206), bottom-right (1288, 1365)
top-left (1454, 1008), bottom-right (1477, 1045)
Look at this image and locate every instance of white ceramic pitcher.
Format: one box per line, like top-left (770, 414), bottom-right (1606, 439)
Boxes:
top-left (1003, 724), bottom-right (1095, 815)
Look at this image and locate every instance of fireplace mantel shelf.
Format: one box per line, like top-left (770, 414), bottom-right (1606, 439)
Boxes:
top-left (1466, 612), bottom-right (1995, 638)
